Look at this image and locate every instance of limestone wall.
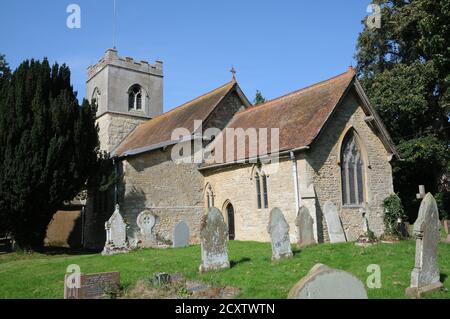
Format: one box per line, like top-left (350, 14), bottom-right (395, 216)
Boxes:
top-left (309, 90), bottom-right (394, 241)
top-left (96, 113), bottom-right (147, 153)
top-left (119, 146), bottom-right (205, 245)
top-left (203, 89), bottom-right (395, 243)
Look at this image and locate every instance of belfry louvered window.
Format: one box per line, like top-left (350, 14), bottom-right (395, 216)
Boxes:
top-left (128, 85), bottom-right (143, 110)
top-left (341, 130), bottom-right (365, 206)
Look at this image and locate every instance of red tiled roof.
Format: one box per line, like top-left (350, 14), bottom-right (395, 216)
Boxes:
top-left (204, 69), bottom-right (356, 165)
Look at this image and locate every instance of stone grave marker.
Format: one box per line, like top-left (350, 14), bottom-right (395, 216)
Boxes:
top-left (444, 220), bottom-right (450, 243)
top-left (102, 204), bottom-right (130, 256)
top-left (173, 221), bottom-right (190, 248)
top-left (199, 207), bottom-right (230, 273)
top-left (136, 210), bottom-right (156, 248)
top-left (295, 206), bottom-right (316, 248)
top-left (64, 272), bottom-right (120, 299)
top-left (323, 201), bottom-right (347, 243)
top-left (288, 264), bottom-right (368, 299)
top-left (268, 208), bottom-right (293, 261)
top-left (405, 193), bottom-right (443, 298)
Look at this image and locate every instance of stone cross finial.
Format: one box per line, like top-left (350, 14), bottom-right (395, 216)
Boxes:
top-left (416, 185), bottom-right (426, 200)
top-left (230, 66), bottom-right (236, 80)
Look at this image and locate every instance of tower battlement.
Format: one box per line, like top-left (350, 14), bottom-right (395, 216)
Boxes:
top-left (87, 48), bottom-right (163, 82)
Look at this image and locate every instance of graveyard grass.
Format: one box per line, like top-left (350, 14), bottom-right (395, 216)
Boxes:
top-left (0, 240), bottom-right (449, 299)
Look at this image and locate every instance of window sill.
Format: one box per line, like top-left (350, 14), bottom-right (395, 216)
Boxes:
top-left (342, 205), bottom-right (365, 209)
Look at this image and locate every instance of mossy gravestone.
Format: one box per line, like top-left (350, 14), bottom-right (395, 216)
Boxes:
top-left (295, 206), bottom-right (316, 248)
top-left (288, 264), bottom-right (368, 299)
top-left (173, 221), bottom-right (190, 248)
top-left (136, 210), bottom-right (157, 248)
top-left (268, 208), bottom-right (293, 261)
top-left (199, 207), bottom-right (230, 273)
top-left (406, 193), bottom-right (443, 298)
top-left (102, 204), bottom-right (130, 256)
top-left (323, 201), bottom-right (346, 243)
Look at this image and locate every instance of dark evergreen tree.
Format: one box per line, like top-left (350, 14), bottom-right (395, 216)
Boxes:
top-left (0, 57), bottom-right (99, 249)
top-left (356, 0), bottom-right (450, 220)
top-left (254, 90), bottom-right (266, 105)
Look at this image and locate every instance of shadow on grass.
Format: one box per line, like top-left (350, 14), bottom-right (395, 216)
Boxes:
top-left (440, 273), bottom-right (447, 284)
top-left (292, 247), bottom-right (302, 257)
top-left (230, 257), bottom-right (251, 268)
top-left (36, 247), bottom-right (100, 256)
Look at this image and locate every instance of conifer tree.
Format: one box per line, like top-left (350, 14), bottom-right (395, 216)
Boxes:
top-left (0, 56), bottom-right (99, 249)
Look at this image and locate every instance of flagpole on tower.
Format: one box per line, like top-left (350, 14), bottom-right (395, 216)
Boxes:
top-left (113, 0), bottom-right (117, 49)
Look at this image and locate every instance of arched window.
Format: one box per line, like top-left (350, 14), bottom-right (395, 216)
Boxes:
top-left (128, 85), bottom-right (143, 110)
top-left (205, 184), bottom-right (214, 208)
top-left (341, 130), bottom-right (366, 206)
top-left (92, 87), bottom-right (101, 108)
top-left (255, 168), bottom-right (268, 209)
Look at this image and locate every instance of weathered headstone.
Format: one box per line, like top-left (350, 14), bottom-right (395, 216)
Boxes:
top-left (136, 210), bottom-right (156, 248)
top-left (416, 185), bottom-right (426, 200)
top-left (323, 201), bottom-right (347, 243)
top-left (288, 264), bottom-right (368, 299)
top-left (173, 221), bottom-right (190, 248)
top-left (64, 272), bottom-right (120, 299)
top-left (268, 208), bottom-right (293, 261)
top-left (444, 220), bottom-right (450, 243)
top-left (405, 193), bottom-right (443, 298)
top-left (295, 206), bottom-right (316, 248)
top-left (102, 204), bottom-right (130, 256)
top-left (199, 207), bottom-right (230, 273)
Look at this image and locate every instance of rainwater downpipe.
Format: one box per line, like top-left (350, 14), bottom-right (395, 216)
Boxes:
top-left (290, 151), bottom-right (301, 213)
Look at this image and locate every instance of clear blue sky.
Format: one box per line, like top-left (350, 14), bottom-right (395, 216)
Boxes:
top-left (0, 0), bottom-right (370, 111)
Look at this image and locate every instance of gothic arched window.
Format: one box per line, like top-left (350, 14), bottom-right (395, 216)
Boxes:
top-left (341, 130), bottom-right (366, 206)
top-left (128, 85), bottom-right (143, 110)
top-left (92, 87), bottom-right (101, 109)
top-left (205, 184), bottom-right (214, 208)
top-left (255, 169), bottom-right (268, 209)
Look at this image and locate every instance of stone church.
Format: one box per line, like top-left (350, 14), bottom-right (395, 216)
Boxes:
top-left (82, 48), bottom-right (399, 249)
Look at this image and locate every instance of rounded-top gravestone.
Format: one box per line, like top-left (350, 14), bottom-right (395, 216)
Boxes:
top-left (288, 264), bottom-right (368, 299)
top-left (267, 208), bottom-right (293, 261)
top-left (173, 221), bottom-right (190, 248)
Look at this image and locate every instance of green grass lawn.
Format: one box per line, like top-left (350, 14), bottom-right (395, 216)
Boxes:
top-left (0, 240), bottom-right (449, 299)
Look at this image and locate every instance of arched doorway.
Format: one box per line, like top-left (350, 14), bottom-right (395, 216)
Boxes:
top-left (226, 203), bottom-right (235, 240)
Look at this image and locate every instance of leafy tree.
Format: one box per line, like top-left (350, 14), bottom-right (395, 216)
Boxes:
top-left (254, 90), bottom-right (266, 105)
top-left (0, 57), bottom-right (100, 249)
top-left (356, 0), bottom-right (450, 220)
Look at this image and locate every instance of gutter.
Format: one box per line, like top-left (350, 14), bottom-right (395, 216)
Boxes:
top-left (116, 134), bottom-right (204, 159)
top-left (197, 146), bottom-right (310, 171)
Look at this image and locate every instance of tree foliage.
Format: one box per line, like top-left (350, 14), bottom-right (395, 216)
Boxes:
top-left (254, 90), bottom-right (266, 105)
top-left (356, 0), bottom-right (450, 220)
top-left (0, 56), bottom-right (100, 248)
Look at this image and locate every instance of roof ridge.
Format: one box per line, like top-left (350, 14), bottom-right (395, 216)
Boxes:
top-left (142, 79), bottom-right (236, 125)
top-left (235, 70), bottom-right (355, 116)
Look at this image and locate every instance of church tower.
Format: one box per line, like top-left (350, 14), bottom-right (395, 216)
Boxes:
top-left (86, 48), bottom-right (163, 152)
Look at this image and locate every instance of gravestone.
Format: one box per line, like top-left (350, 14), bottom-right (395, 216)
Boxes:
top-left (295, 206), bottom-right (316, 248)
top-left (102, 204), bottom-right (130, 256)
top-left (173, 221), bottom-right (190, 248)
top-left (199, 207), bottom-right (230, 273)
top-left (136, 210), bottom-right (156, 248)
top-left (323, 201), bottom-right (346, 243)
top-left (288, 264), bottom-right (368, 299)
top-left (405, 193), bottom-right (443, 298)
top-left (64, 272), bottom-right (120, 299)
top-left (444, 220), bottom-right (450, 243)
top-left (267, 208), bottom-right (293, 261)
